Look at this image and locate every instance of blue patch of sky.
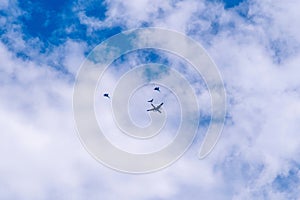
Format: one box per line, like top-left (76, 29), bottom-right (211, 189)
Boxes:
top-left (272, 165), bottom-right (300, 193)
top-left (18, 0), bottom-right (72, 45)
top-left (270, 40), bottom-right (284, 64)
top-left (224, 112), bottom-right (234, 126)
top-left (140, 21), bottom-right (152, 28)
top-left (84, 2), bottom-right (107, 21)
top-left (142, 49), bottom-right (170, 65)
top-left (206, 0), bottom-right (250, 19)
top-left (211, 0), bottom-right (246, 9)
top-left (235, 2), bottom-right (250, 18)
top-left (268, 38), bottom-right (297, 65)
top-left (0, 11), bottom-right (6, 35)
top-left (111, 49), bottom-right (171, 70)
top-left (184, 113), bottom-right (211, 148)
top-left (199, 114), bottom-right (211, 127)
top-left (206, 0), bottom-right (241, 8)
top-left (187, 11), bottom-right (236, 40)
top-left (0, 0), bottom-right (126, 76)
top-left (143, 64), bottom-right (170, 82)
top-left (11, 0), bottom-right (122, 55)
top-left (223, 0), bottom-right (245, 9)
top-left (15, 51), bottom-right (30, 60)
top-left (215, 147), bottom-right (265, 183)
top-left (99, 49), bottom-right (172, 80)
top-left (210, 21), bottom-right (220, 35)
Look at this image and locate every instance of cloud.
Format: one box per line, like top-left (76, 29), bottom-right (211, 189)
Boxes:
top-left (1, 0), bottom-right (300, 199)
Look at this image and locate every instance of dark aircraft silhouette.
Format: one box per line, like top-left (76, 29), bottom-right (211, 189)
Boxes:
top-left (147, 103), bottom-right (163, 113)
top-left (147, 99), bottom-right (154, 103)
top-left (103, 93), bottom-right (110, 99)
top-left (154, 87), bottom-right (160, 92)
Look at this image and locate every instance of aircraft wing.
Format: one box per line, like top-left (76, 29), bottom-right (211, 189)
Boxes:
top-left (156, 103), bottom-right (163, 109)
top-left (147, 108), bottom-right (155, 112)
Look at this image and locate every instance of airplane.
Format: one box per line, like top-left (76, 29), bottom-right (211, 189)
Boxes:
top-left (147, 99), bottom-right (154, 103)
top-left (147, 103), bottom-right (163, 113)
top-left (154, 87), bottom-right (160, 92)
top-left (103, 93), bottom-right (110, 99)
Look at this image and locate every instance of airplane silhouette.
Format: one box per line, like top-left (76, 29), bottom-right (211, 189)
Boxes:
top-left (147, 99), bottom-right (154, 103)
top-left (147, 103), bottom-right (163, 113)
top-left (154, 87), bottom-right (160, 92)
top-left (103, 93), bottom-right (110, 99)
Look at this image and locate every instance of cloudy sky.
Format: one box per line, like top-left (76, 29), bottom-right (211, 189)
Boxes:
top-left (1, 0), bottom-right (300, 199)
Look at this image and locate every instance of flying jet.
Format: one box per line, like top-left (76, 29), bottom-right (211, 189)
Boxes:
top-left (103, 93), bottom-right (110, 99)
top-left (147, 103), bottom-right (163, 113)
top-left (154, 87), bottom-right (160, 92)
top-left (147, 99), bottom-right (154, 103)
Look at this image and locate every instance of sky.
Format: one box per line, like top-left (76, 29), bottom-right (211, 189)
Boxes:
top-left (1, 0), bottom-right (300, 199)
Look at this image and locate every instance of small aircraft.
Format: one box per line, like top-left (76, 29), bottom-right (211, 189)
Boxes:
top-left (103, 93), bottom-right (110, 99)
top-left (147, 98), bottom-right (154, 103)
top-left (147, 103), bottom-right (163, 113)
top-left (154, 87), bottom-right (160, 92)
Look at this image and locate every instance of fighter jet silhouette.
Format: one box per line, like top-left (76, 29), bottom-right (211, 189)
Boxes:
top-left (103, 93), bottom-right (110, 99)
top-left (154, 87), bottom-right (160, 92)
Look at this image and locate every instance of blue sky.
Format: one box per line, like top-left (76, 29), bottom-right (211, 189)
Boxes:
top-left (1, 0), bottom-right (300, 199)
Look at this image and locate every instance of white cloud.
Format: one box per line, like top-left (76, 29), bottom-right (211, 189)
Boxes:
top-left (1, 0), bottom-right (300, 199)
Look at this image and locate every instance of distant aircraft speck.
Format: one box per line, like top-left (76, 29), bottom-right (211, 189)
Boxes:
top-left (147, 99), bottom-right (154, 103)
top-left (103, 93), bottom-right (110, 99)
top-left (154, 87), bottom-right (160, 92)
